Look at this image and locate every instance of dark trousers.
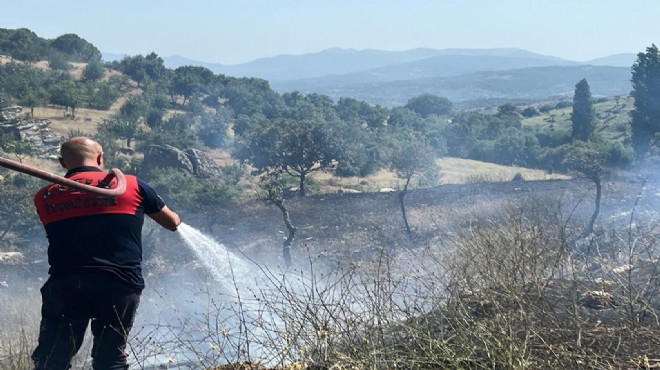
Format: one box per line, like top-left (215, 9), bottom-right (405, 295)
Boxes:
top-left (31, 274), bottom-right (141, 370)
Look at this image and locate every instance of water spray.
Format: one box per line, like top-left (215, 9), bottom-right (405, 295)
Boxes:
top-left (0, 156), bottom-right (126, 196)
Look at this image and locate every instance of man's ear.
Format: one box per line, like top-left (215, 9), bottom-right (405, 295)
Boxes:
top-left (97, 153), bottom-right (103, 166)
top-left (58, 157), bottom-right (67, 169)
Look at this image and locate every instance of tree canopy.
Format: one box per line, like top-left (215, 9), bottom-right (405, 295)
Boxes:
top-left (404, 93), bottom-right (452, 118)
top-left (234, 118), bottom-right (341, 196)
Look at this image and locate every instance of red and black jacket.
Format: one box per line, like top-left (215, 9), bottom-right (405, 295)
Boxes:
top-left (34, 166), bottom-right (165, 290)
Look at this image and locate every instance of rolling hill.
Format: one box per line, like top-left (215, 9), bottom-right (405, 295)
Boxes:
top-left (272, 65), bottom-right (631, 108)
top-left (133, 47), bottom-right (635, 108)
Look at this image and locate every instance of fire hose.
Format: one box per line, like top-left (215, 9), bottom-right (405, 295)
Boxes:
top-left (0, 156), bottom-right (126, 197)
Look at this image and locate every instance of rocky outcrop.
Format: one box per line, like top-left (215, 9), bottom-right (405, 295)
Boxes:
top-left (142, 145), bottom-right (224, 178)
top-left (0, 106), bottom-right (64, 158)
top-left (142, 145), bottom-right (195, 174)
top-left (185, 148), bottom-right (223, 178)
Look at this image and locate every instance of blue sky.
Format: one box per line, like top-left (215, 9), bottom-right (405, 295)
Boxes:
top-left (2, 0), bottom-right (658, 64)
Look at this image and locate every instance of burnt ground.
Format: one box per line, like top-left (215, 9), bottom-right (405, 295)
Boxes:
top-left (128, 171), bottom-right (660, 369)
top-left (3, 169), bottom-right (656, 292)
top-left (3, 168), bottom-right (660, 369)
top-left (174, 172), bottom-right (656, 268)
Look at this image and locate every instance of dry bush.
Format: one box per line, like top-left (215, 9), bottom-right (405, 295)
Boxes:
top-left (0, 290), bottom-right (39, 370)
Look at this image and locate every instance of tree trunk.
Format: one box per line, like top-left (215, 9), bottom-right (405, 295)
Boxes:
top-left (274, 198), bottom-right (296, 267)
top-left (30, 106), bottom-right (34, 118)
top-left (299, 172), bottom-right (306, 197)
top-left (587, 178), bottom-right (602, 235)
top-left (399, 177), bottom-right (412, 238)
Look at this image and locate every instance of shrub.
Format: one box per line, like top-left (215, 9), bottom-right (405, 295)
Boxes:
top-left (521, 106), bottom-right (539, 117)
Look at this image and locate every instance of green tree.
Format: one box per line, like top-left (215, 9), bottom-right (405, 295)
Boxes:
top-left (388, 106), bottom-right (423, 129)
top-left (404, 93), bottom-right (452, 118)
top-left (260, 170), bottom-right (296, 266)
top-left (389, 133), bottom-right (438, 237)
top-left (115, 53), bottom-right (170, 88)
top-left (630, 44), bottom-right (660, 157)
top-left (47, 51), bottom-right (70, 71)
top-left (145, 167), bottom-right (238, 210)
top-left (563, 141), bottom-right (609, 235)
top-left (48, 78), bottom-right (82, 118)
top-left (82, 59), bottom-right (105, 81)
top-left (571, 78), bottom-right (595, 141)
top-left (170, 65), bottom-right (214, 106)
top-left (334, 122), bottom-right (383, 177)
top-left (197, 111), bottom-right (231, 148)
top-left (18, 89), bottom-right (47, 117)
top-left (0, 62), bottom-right (40, 98)
top-left (234, 118), bottom-right (340, 196)
top-left (98, 101), bottom-right (144, 148)
top-left (50, 33), bottom-right (102, 62)
top-left (335, 97), bottom-right (389, 129)
top-left (281, 92), bottom-right (339, 122)
top-left (219, 77), bottom-right (284, 118)
top-left (521, 106), bottom-right (539, 117)
top-left (1, 139), bottom-right (36, 163)
top-left (85, 82), bottom-right (122, 110)
top-left (0, 28), bottom-right (47, 61)
top-left (497, 103), bottom-right (519, 118)
top-left (0, 173), bottom-right (43, 247)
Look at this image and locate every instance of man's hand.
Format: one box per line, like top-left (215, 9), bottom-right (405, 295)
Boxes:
top-left (148, 206), bottom-right (181, 231)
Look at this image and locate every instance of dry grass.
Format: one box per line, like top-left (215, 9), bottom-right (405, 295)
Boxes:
top-left (0, 55), bottom-right (14, 65)
top-left (437, 157), bottom-right (570, 184)
top-left (309, 157), bottom-right (569, 194)
top-left (29, 106), bottom-right (109, 137)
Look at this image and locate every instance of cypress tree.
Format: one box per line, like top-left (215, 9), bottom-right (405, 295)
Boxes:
top-left (631, 44), bottom-right (660, 157)
top-left (571, 78), bottom-right (595, 141)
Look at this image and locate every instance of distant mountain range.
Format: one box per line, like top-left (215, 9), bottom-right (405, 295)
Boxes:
top-left (103, 48), bottom-right (637, 108)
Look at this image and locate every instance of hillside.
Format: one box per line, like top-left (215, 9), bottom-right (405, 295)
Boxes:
top-left (0, 49), bottom-right (573, 191)
top-left (0, 40), bottom-right (632, 195)
top-left (522, 95), bottom-right (633, 143)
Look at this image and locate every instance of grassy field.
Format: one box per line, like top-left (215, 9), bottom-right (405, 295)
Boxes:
top-left (307, 157), bottom-right (569, 194)
top-left (522, 96), bottom-right (633, 143)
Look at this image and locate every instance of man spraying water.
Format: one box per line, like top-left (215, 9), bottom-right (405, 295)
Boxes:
top-left (30, 137), bottom-right (181, 370)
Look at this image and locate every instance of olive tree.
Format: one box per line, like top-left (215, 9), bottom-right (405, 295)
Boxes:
top-left (389, 132), bottom-right (438, 237)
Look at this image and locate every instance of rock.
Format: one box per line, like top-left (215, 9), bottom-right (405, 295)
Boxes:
top-left (185, 148), bottom-right (223, 178)
top-left (0, 106), bottom-right (64, 157)
top-left (141, 145), bottom-right (225, 179)
top-left (142, 145), bottom-right (195, 174)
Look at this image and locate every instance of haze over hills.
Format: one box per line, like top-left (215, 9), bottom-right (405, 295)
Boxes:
top-left (273, 65), bottom-right (632, 108)
top-left (103, 47), bottom-right (636, 108)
